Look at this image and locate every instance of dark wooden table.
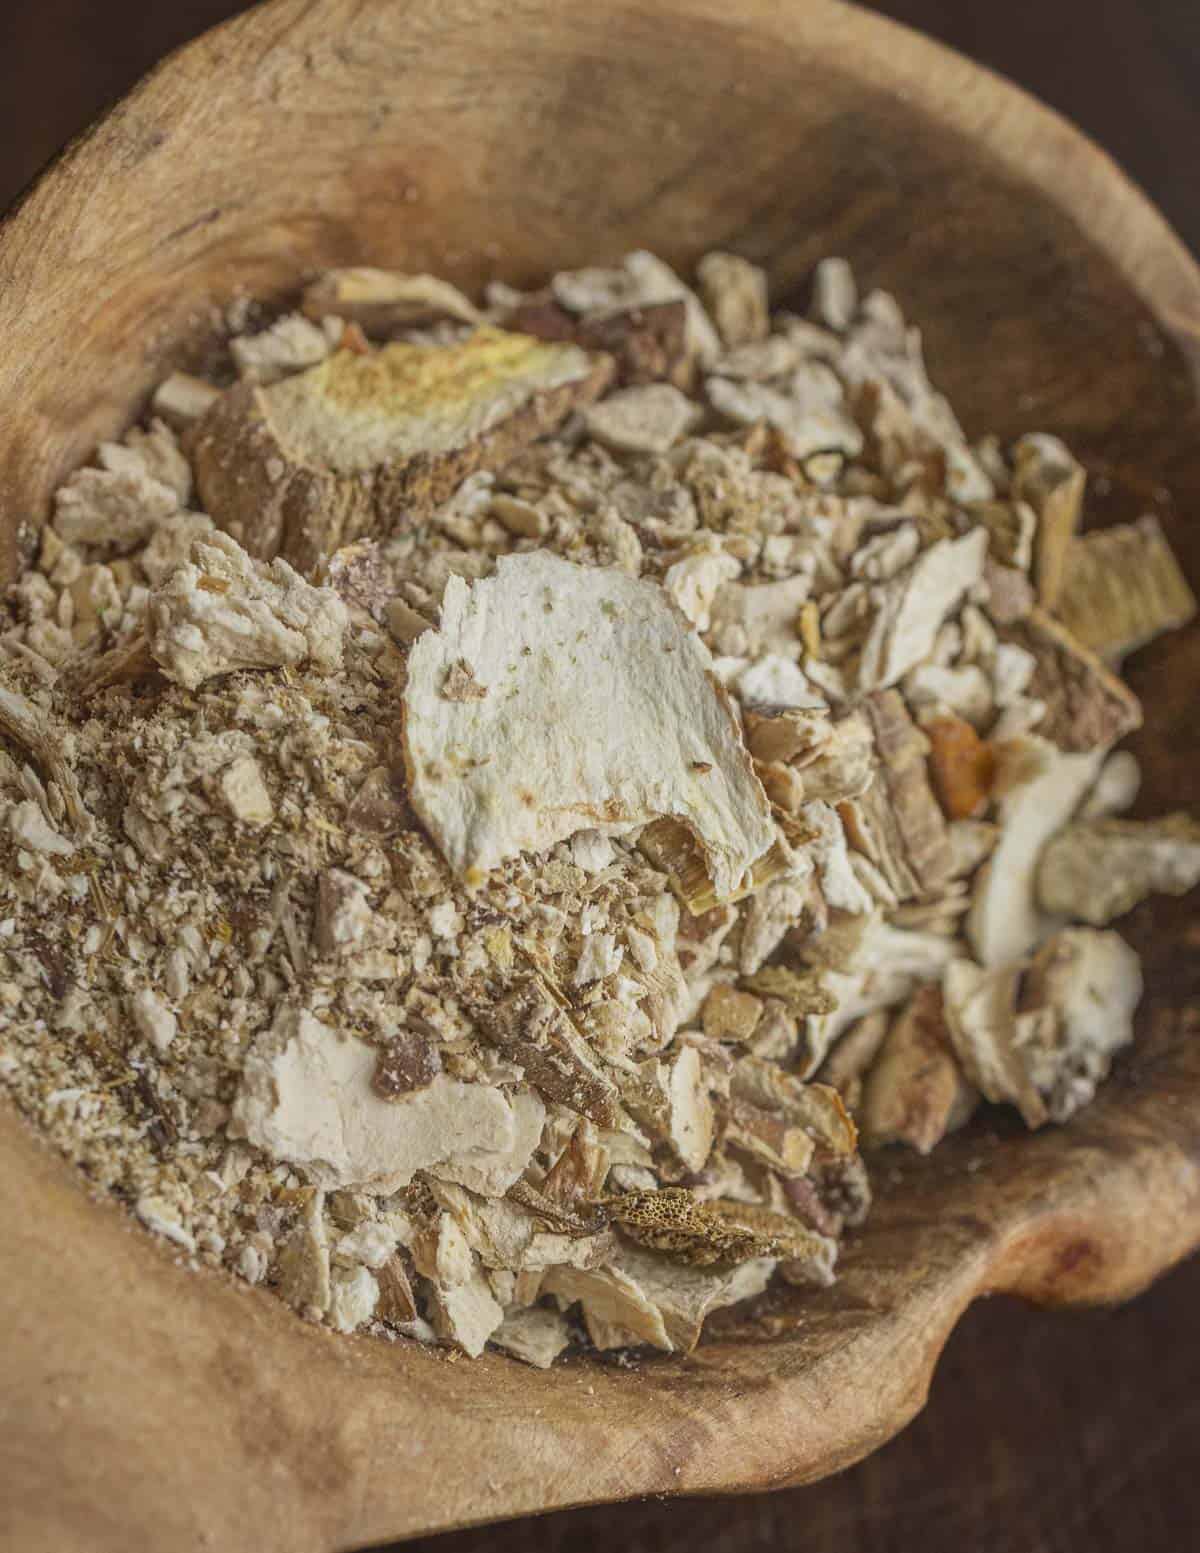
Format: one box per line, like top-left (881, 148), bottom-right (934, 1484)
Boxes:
top-left (3, 4), bottom-right (1198, 1550)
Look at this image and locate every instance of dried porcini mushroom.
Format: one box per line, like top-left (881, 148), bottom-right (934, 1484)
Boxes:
top-left (1055, 515), bottom-right (1197, 661)
top-left (502, 294), bottom-right (692, 388)
top-left (301, 267), bottom-right (483, 332)
top-left (860, 985), bottom-right (978, 1154)
top-left (728, 1054), bottom-right (858, 1158)
top-left (1017, 928), bottom-right (1143, 1122)
top-left (1011, 433), bottom-right (1085, 609)
top-left (147, 531), bottom-right (347, 689)
top-left (473, 976), bottom-right (622, 1128)
top-left (189, 326), bottom-right (612, 569)
top-left (741, 964), bottom-right (838, 1020)
top-left (403, 551), bottom-right (776, 899)
top-left (1037, 813), bottom-right (1200, 925)
top-left (942, 961), bottom-right (1047, 1129)
top-left (702, 983), bottom-right (765, 1043)
top-left (817, 1010), bottom-right (891, 1113)
top-left (967, 735), bottom-right (1102, 967)
top-left (858, 691), bottom-right (954, 899)
top-left (696, 252), bottom-right (770, 348)
top-left (744, 702), bottom-right (832, 766)
top-left (0, 682), bottom-right (90, 839)
top-left (1005, 608), bottom-right (1142, 753)
top-left (230, 1006), bottom-right (533, 1193)
top-left (582, 383), bottom-right (700, 455)
top-left (858, 528), bottom-right (989, 690)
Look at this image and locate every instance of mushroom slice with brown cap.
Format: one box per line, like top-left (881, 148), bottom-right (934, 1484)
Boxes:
top-left (189, 327), bottom-right (612, 570)
top-left (1002, 608), bottom-right (1142, 754)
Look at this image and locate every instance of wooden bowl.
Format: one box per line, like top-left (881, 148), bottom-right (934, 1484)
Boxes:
top-left (3, 2), bottom-right (1200, 1548)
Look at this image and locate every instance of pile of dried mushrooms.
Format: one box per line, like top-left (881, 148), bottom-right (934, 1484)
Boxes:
top-left (1, 248), bottom-right (1197, 1366)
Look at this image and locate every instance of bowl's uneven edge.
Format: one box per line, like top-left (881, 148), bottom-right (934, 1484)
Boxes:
top-left (1, 2), bottom-right (1200, 1550)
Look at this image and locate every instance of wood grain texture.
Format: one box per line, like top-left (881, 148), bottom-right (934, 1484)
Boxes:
top-left (1, 2), bottom-right (1200, 1550)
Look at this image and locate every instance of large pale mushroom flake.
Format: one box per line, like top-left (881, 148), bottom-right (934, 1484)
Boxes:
top-left (403, 551), bottom-right (777, 896)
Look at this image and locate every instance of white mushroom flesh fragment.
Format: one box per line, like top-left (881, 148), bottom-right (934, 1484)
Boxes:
top-left (707, 371), bottom-right (864, 462)
top-left (966, 736), bottom-right (1103, 967)
top-left (1080, 750), bottom-right (1141, 819)
top-left (403, 551), bottom-right (776, 898)
top-left (230, 1006), bottom-right (533, 1194)
top-left (942, 960), bottom-right (1046, 1128)
top-left (662, 544), bottom-right (741, 632)
top-left (1017, 928), bottom-right (1143, 1122)
top-left (1037, 814), bottom-right (1200, 926)
top-left (858, 528), bottom-right (989, 690)
top-left (582, 384), bottom-right (700, 455)
top-left (544, 1245), bottom-right (773, 1355)
top-left (147, 531), bottom-right (347, 690)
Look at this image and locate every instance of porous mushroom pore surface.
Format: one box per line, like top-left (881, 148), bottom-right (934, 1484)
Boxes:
top-left (0, 250), bottom-right (1195, 1366)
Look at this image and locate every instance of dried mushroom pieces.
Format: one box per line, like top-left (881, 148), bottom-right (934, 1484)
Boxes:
top-left (942, 960), bottom-right (1048, 1128)
top-left (1017, 928), bottom-right (1143, 1122)
top-left (925, 716), bottom-right (995, 820)
top-left (860, 690), bottom-right (954, 898)
top-left (1011, 433), bottom-right (1086, 609)
top-left (1037, 813), bottom-right (1200, 926)
top-left (861, 985), bottom-right (978, 1154)
top-left (301, 268), bottom-right (484, 332)
top-left (3, 247), bottom-right (1199, 1367)
top-left (1004, 609), bottom-right (1142, 754)
top-left (1055, 515), bottom-right (1197, 662)
top-left (146, 530), bottom-right (347, 689)
top-left (231, 1007), bottom-right (538, 1195)
top-left (190, 326), bottom-right (612, 569)
top-left (857, 528), bottom-right (989, 690)
top-left (473, 976), bottom-right (622, 1128)
top-left (966, 736), bottom-right (1103, 968)
top-left (402, 551), bottom-right (777, 898)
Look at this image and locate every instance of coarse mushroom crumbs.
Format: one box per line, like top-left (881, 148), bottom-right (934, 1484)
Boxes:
top-left (1, 250), bottom-right (1198, 1366)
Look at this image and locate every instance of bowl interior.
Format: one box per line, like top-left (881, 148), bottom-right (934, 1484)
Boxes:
top-left (2, 2), bottom-right (1200, 1548)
